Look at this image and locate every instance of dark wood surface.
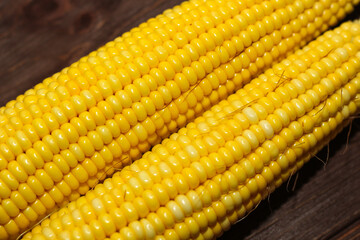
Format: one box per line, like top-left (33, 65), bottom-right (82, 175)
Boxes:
top-left (0, 1), bottom-right (359, 239)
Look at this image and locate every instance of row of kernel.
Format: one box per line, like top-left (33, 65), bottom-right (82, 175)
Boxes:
top-left (0, 0), bottom-right (250, 114)
top-left (86, 19), bottom-right (336, 197)
top-left (0, 0), bottom-right (286, 156)
top-left (18, 23), bottom-right (360, 237)
top-left (0, 0), bottom-right (330, 182)
top-left (0, 0), bottom-right (318, 176)
top-left (0, 0), bottom-right (352, 124)
top-left (102, 86), bottom-right (359, 240)
top-left (21, 93), bottom-right (358, 240)
top-left (0, 0), bottom-right (312, 122)
top-left (94, 55), bottom-right (359, 231)
top-left (0, 0), bottom-right (272, 129)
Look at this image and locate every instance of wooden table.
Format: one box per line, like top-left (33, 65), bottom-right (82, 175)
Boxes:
top-left (0, 0), bottom-right (359, 239)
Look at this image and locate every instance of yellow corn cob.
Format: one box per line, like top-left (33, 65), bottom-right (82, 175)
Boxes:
top-left (1, 0), bottom-right (357, 238)
top-left (19, 21), bottom-right (360, 240)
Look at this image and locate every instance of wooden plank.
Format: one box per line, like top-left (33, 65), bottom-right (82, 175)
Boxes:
top-left (330, 217), bottom-right (360, 240)
top-left (0, 1), bottom-right (359, 239)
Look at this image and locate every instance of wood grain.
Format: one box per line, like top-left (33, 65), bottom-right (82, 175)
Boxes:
top-left (0, 1), bottom-right (359, 239)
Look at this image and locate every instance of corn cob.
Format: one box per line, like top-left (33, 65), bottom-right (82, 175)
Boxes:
top-left (18, 21), bottom-right (360, 240)
top-left (1, 0), bottom-right (357, 238)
